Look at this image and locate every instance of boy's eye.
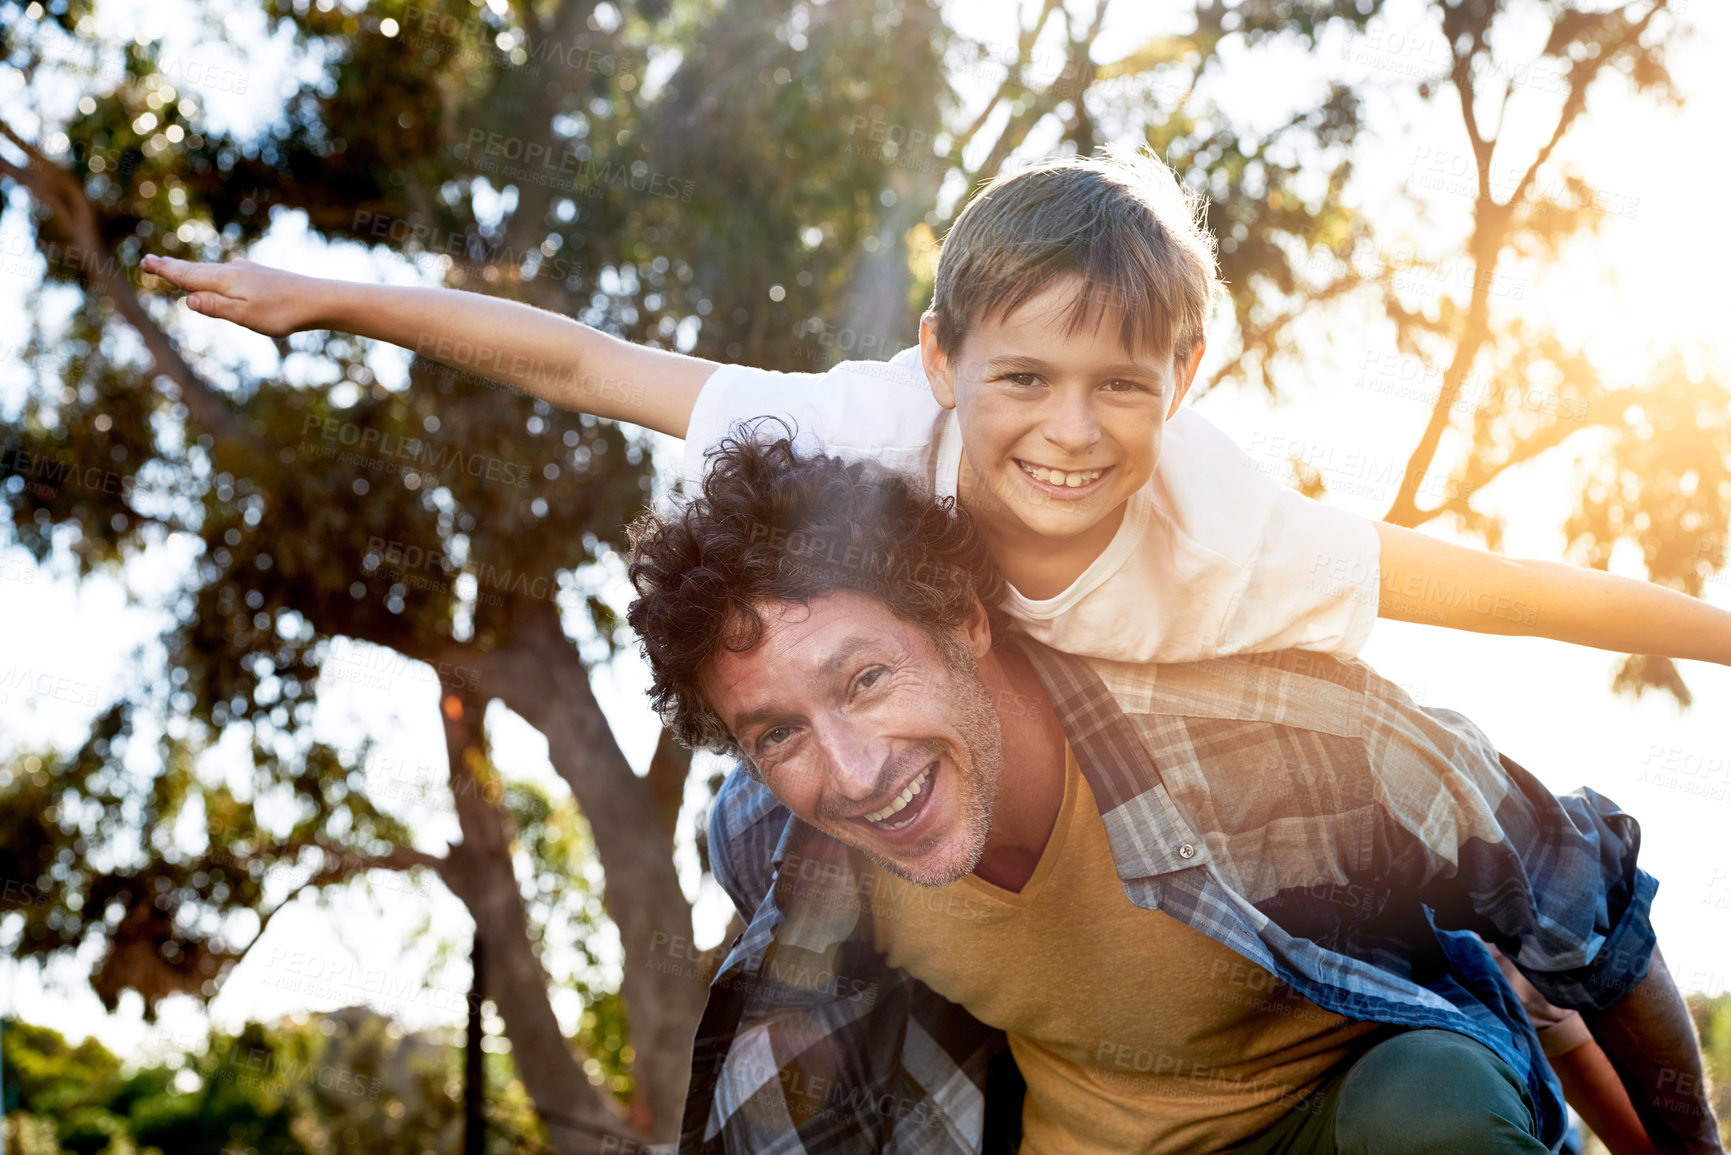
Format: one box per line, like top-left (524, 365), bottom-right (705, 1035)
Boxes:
top-left (1000, 372), bottom-right (1041, 387)
top-left (1101, 378), bottom-right (1142, 393)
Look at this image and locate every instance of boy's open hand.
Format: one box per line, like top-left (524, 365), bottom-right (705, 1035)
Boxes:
top-left (141, 255), bottom-right (320, 338)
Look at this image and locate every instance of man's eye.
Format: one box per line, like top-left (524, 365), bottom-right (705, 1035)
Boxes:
top-left (759, 726), bottom-right (792, 750)
top-left (855, 667), bottom-right (885, 692)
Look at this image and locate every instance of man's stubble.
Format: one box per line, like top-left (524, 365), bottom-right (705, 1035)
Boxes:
top-left (831, 631), bottom-right (1005, 889)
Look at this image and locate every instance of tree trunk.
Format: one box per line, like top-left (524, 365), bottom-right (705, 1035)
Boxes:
top-left (465, 932), bottom-right (487, 1155)
top-left (439, 688), bottom-right (633, 1151)
top-left (486, 598), bottom-right (707, 1142)
top-left (835, 159), bottom-right (945, 362)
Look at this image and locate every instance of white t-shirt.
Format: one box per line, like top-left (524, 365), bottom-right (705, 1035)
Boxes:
top-left (682, 346), bottom-right (1382, 665)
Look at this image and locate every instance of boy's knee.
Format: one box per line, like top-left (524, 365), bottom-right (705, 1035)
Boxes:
top-left (1333, 1030), bottom-right (1543, 1155)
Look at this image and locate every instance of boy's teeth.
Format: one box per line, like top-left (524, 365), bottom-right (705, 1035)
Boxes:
top-left (865, 765), bottom-right (932, 825)
top-left (1020, 461), bottom-right (1104, 488)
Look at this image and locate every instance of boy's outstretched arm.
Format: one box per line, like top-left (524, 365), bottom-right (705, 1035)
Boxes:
top-left (140, 255), bottom-right (719, 438)
top-left (1374, 522), bottom-right (1731, 665)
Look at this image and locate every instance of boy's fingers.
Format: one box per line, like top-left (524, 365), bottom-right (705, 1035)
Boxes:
top-left (189, 293), bottom-right (246, 326)
top-left (143, 255), bottom-right (223, 291)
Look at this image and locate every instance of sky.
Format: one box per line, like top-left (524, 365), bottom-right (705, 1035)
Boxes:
top-left (2, 0), bottom-right (1729, 1069)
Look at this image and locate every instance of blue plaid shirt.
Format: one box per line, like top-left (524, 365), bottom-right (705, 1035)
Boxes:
top-left (681, 640), bottom-right (1657, 1153)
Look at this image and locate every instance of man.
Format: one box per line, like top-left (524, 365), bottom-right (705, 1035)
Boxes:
top-left (626, 428), bottom-right (1721, 1155)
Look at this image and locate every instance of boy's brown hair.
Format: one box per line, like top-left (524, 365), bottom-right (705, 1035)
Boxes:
top-left (927, 146), bottom-right (1220, 368)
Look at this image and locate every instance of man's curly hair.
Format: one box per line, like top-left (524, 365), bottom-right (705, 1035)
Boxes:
top-left (626, 420), bottom-right (1005, 757)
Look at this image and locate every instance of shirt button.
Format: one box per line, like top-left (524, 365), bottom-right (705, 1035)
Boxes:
top-left (1177, 843), bottom-right (1196, 860)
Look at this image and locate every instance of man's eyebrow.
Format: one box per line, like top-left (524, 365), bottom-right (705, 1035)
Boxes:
top-left (727, 634), bottom-right (879, 736)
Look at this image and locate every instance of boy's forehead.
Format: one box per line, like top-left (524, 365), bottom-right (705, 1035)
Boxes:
top-left (967, 277), bottom-right (1171, 365)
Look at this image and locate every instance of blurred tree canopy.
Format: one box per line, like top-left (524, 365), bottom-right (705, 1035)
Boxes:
top-left (1, 1007), bottom-right (549, 1154)
top-left (0, 0), bottom-right (1725, 1148)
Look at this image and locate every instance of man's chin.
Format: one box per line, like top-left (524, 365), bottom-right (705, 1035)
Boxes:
top-left (853, 829), bottom-right (984, 888)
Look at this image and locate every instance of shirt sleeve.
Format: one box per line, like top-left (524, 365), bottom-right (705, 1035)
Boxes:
top-left (706, 765), bottom-right (790, 922)
top-left (681, 349), bottom-right (940, 491)
top-left (1156, 408), bottom-right (1382, 660)
top-left (1360, 674), bottom-right (1659, 1012)
top-left (681, 362), bottom-right (834, 490)
top-left (1220, 488), bottom-right (1383, 658)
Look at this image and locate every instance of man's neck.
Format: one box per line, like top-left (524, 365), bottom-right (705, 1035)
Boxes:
top-left (969, 642), bottom-right (1068, 893)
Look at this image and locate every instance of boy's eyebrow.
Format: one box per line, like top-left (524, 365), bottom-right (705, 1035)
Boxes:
top-left (980, 353), bottom-right (1163, 377)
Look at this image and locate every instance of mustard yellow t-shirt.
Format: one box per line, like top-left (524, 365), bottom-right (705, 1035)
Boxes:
top-left (857, 746), bottom-right (1382, 1154)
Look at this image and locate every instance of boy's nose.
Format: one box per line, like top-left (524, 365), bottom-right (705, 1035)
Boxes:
top-left (1041, 394), bottom-right (1102, 454)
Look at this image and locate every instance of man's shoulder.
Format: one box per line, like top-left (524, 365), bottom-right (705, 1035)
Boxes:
top-left (1077, 646), bottom-right (1374, 731)
top-left (708, 766), bottom-right (792, 918)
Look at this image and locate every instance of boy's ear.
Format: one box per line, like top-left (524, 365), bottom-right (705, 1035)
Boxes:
top-left (919, 313), bottom-right (958, 409)
top-left (1168, 339), bottom-right (1207, 419)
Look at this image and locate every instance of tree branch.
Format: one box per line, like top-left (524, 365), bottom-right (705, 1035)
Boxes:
top-left (1503, 6), bottom-right (1659, 210)
top-left (0, 120), bottom-right (254, 450)
top-left (249, 843), bottom-right (451, 944)
top-left (1408, 392), bottom-right (1641, 530)
top-left (483, 597), bottom-right (706, 1141)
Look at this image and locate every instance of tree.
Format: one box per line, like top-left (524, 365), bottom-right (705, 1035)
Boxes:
top-left (0, 1006), bottom-right (550, 1154)
top-left (3, 0), bottom-right (1725, 1148)
top-left (921, 1), bottom-right (1727, 707)
top-left (0, 0), bottom-right (1002, 1145)
top-left (1286, 1), bottom-right (1726, 703)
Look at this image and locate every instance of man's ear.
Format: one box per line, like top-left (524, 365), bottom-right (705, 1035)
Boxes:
top-left (919, 313), bottom-right (958, 410)
top-left (1168, 339), bottom-right (1206, 419)
top-left (960, 596), bottom-right (993, 661)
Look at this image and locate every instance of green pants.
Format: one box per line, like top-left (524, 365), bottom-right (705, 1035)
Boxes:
top-left (1232, 1028), bottom-right (1550, 1154)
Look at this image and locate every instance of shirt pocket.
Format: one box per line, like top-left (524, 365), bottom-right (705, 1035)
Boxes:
top-left (1149, 715), bottom-right (1378, 904)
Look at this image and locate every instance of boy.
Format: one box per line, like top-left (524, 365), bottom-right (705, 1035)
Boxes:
top-left (141, 148), bottom-right (1731, 671)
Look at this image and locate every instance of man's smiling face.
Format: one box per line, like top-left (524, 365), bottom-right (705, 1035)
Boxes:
top-left (700, 590), bottom-right (1005, 887)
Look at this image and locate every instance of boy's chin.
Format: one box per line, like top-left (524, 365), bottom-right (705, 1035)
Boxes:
top-left (1002, 494), bottom-right (1119, 541)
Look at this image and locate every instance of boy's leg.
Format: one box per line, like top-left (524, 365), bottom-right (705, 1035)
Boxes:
top-left (1233, 1028), bottom-right (1550, 1155)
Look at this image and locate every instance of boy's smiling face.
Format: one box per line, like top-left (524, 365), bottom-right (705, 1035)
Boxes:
top-left (920, 275), bottom-right (1205, 555)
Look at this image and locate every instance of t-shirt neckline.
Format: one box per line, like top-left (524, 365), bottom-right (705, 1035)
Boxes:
top-left (960, 744), bottom-right (1083, 907)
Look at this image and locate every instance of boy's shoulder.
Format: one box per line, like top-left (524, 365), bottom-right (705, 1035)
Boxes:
top-left (684, 346), bottom-right (944, 487)
top-left (1128, 405), bottom-right (1286, 543)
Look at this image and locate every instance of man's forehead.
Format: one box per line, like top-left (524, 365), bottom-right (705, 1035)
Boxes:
top-left (702, 593), bottom-right (908, 709)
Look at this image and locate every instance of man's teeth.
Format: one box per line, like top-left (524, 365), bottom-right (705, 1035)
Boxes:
top-left (1019, 461), bottom-right (1104, 488)
top-left (865, 765), bottom-right (933, 825)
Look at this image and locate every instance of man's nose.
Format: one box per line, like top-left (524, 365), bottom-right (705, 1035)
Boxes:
top-left (819, 716), bottom-right (888, 802)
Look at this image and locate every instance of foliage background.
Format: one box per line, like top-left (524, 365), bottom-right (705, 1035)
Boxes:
top-left (2, 0), bottom-right (1729, 1149)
